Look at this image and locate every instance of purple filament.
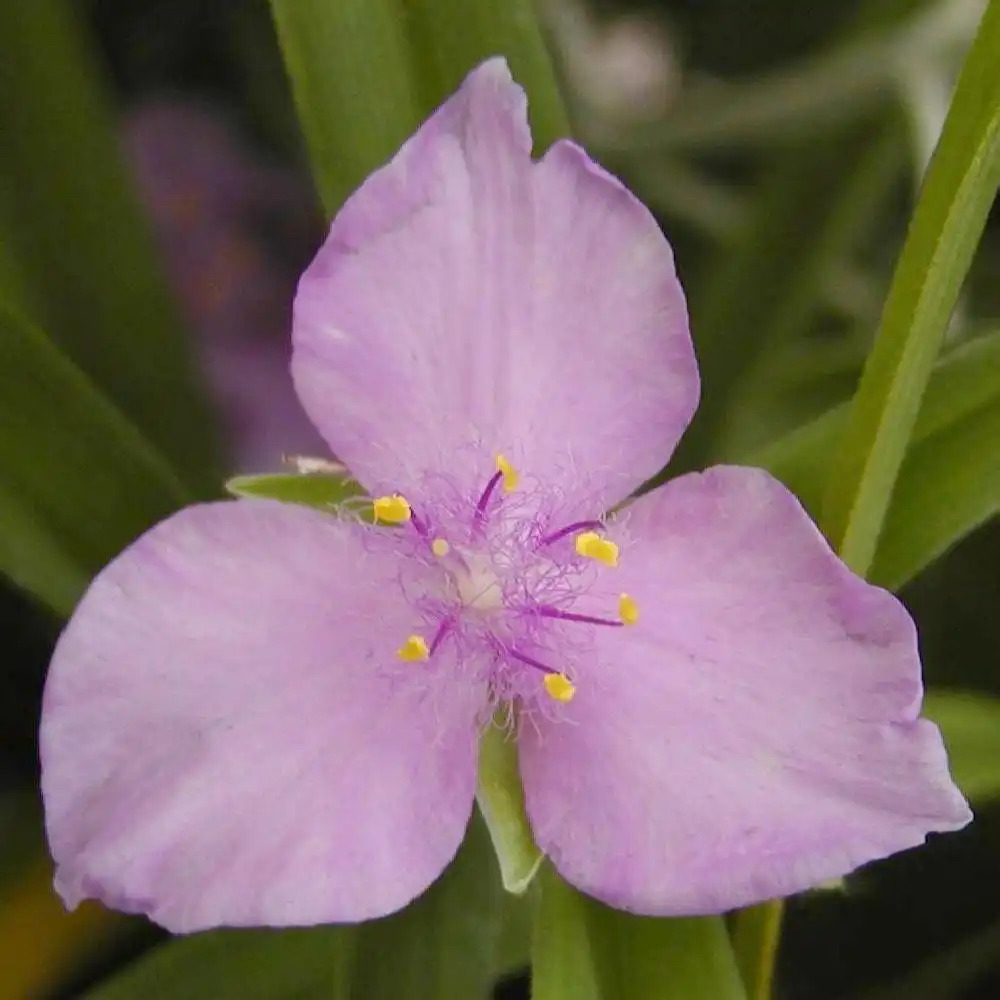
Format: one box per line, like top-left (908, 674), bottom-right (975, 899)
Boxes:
top-left (474, 469), bottom-right (504, 522)
top-left (507, 647), bottom-right (558, 676)
top-left (539, 520), bottom-right (604, 546)
top-left (537, 605), bottom-right (622, 628)
top-left (429, 619), bottom-right (453, 655)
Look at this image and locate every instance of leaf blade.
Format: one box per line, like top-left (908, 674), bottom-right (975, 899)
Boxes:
top-left (0, 306), bottom-right (189, 615)
top-left (821, 0), bottom-right (1000, 574)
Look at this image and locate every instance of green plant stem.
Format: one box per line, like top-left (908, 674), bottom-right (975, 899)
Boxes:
top-left (731, 901), bottom-right (783, 1000)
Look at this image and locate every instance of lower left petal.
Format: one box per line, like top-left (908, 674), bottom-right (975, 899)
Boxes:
top-left (41, 500), bottom-right (482, 931)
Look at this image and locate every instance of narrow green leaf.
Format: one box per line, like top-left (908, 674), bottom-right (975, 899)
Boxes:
top-left (226, 472), bottom-right (365, 509)
top-left (870, 394), bottom-right (1000, 588)
top-left (476, 724), bottom-right (543, 895)
top-left (496, 893), bottom-right (533, 978)
top-left (821, 0), bottom-right (1000, 574)
top-left (584, 902), bottom-right (746, 1000)
top-left (83, 925), bottom-right (356, 1000)
top-left (0, 0), bottom-right (222, 492)
top-left (351, 815), bottom-right (502, 1000)
top-left (268, 0), bottom-right (423, 215)
top-left (531, 867), bottom-right (601, 1000)
top-left (755, 329), bottom-right (1000, 589)
top-left (758, 328), bottom-right (1000, 506)
top-left (401, 0), bottom-right (570, 151)
top-left (0, 307), bottom-right (189, 616)
top-left (269, 0), bottom-right (569, 215)
top-left (924, 690), bottom-right (1000, 801)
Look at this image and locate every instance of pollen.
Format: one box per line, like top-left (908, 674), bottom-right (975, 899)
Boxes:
top-left (431, 537), bottom-right (450, 557)
top-left (619, 593), bottom-right (639, 625)
top-left (397, 634), bottom-right (430, 661)
top-left (372, 493), bottom-right (412, 524)
top-left (543, 672), bottom-right (576, 703)
top-left (575, 531), bottom-right (619, 567)
top-left (496, 454), bottom-right (519, 493)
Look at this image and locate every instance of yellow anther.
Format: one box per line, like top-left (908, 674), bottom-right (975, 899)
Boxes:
top-left (496, 454), bottom-right (519, 493)
top-left (543, 673), bottom-right (576, 703)
top-left (575, 531), bottom-right (619, 567)
top-left (372, 494), bottom-right (412, 524)
top-left (619, 593), bottom-right (639, 625)
top-left (431, 537), bottom-right (450, 557)
top-left (397, 635), bottom-right (429, 662)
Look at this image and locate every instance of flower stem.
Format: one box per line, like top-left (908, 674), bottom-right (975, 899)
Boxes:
top-left (732, 900), bottom-right (783, 1000)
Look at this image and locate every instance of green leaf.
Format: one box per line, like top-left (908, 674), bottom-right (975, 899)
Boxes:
top-left (0, 306), bottom-right (189, 616)
top-left (476, 724), bottom-right (543, 895)
top-left (0, 0), bottom-right (222, 492)
top-left (756, 329), bottom-right (1000, 589)
top-left (351, 815), bottom-right (502, 1000)
top-left (269, 0), bottom-right (569, 216)
top-left (496, 893), bottom-right (533, 978)
top-left (83, 925), bottom-right (357, 1000)
top-left (401, 0), bottom-right (570, 152)
top-left (870, 391), bottom-right (1000, 588)
top-left (531, 867), bottom-right (601, 1000)
top-left (584, 902), bottom-right (747, 1000)
top-left (268, 0), bottom-right (423, 215)
top-left (923, 690), bottom-right (1000, 801)
top-left (226, 472), bottom-right (365, 509)
top-left (821, 0), bottom-right (1000, 575)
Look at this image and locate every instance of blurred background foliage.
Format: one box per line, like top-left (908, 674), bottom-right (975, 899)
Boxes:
top-left (0, 0), bottom-right (998, 997)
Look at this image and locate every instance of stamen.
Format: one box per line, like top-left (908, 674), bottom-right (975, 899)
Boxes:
top-left (539, 520), bottom-right (604, 547)
top-left (507, 649), bottom-right (577, 702)
top-left (543, 673), bottom-right (576, 703)
top-left (575, 531), bottom-right (619, 567)
top-left (619, 593), bottom-right (639, 625)
top-left (496, 454), bottom-right (519, 493)
top-left (431, 537), bottom-right (450, 557)
top-left (429, 619), bottom-right (453, 655)
top-left (474, 470), bottom-right (504, 522)
top-left (537, 606), bottom-right (623, 628)
top-left (397, 634), bottom-right (429, 661)
top-left (373, 494), bottom-right (412, 524)
top-left (507, 647), bottom-right (557, 675)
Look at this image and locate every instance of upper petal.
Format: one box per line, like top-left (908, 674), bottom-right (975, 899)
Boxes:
top-left (41, 501), bottom-right (482, 932)
top-left (292, 58), bottom-right (697, 511)
top-left (519, 466), bottom-right (970, 915)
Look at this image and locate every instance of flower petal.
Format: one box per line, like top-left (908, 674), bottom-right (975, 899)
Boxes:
top-left (41, 501), bottom-right (482, 932)
top-left (519, 466), bottom-right (970, 915)
top-left (292, 58), bottom-right (697, 511)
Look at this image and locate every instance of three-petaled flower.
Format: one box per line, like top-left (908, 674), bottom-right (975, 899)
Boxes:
top-left (41, 59), bottom-right (970, 933)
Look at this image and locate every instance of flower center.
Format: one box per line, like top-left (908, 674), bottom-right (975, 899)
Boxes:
top-left (454, 553), bottom-right (505, 611)
top-left (374, 454), bottom-right (638, 707)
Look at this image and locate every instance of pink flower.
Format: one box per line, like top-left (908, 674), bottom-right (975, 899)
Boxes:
top-left (41, 60), bottom-right (969, 933)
